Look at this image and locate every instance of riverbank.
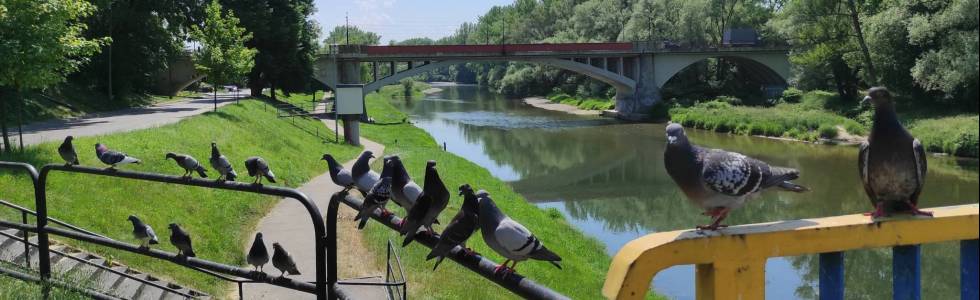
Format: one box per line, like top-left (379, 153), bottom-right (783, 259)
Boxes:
top-left (354, 84), bottom-right (645, 299)
top-left (0, 100), bottom-right (361, 296)
top-left (523, 97), bottom-right (601, 116)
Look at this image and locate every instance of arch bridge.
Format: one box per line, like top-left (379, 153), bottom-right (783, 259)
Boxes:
top-left (314, 42), bottom-right (790, 120)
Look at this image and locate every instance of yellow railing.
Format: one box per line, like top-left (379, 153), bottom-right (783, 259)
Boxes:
top-left (602, 204), bottom-right (980, 300)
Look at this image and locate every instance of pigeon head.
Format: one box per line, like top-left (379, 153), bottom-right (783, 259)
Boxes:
top-left (476, 190), bottom-right (489, 198)
top-left (168, 223), bottom-right (180, 230)
top-left (272, 242), bottom-right (284, 251)
top-left (863, 87), bottom-right (893, 107)
top-left (458, 184), bottom-right (473, 196)
top-left (426, 160), bottom-right (437, 169)
top-left (165, 152), bottom-right (178, 160)
top-left (255, 232), bottom-right (263, 240)
top-left (665, 123), bottom-right (689, 147)
top-left (95, 143), bottom-right (107, 154)
top-left (65, 136), bottom-right (74, 142)
top-left (127, 215), bottom-right (140, 224)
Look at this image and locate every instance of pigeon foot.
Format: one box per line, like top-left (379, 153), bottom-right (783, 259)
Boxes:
top-left (864, 202), bottom-right (887, 219)
top-left (463, 247), bottom-right (475, 256)
top-left (696, 224), bottom-right (728, 231)
top-left (906, 201), bottom-right (933, 217)
top-left (380, 210), bottom-right (393, 218)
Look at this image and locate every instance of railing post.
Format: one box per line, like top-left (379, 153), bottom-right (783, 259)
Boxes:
top-left (819, 252), bottom-right (844, 300)
top-left (893, 245), bottom-right (921, 300)
top-left (35, 168), bottom-right (52, 281)
top-left (963, 240), bottom-right (978, 300)
top-left (695, 259), bottom-right (765, 300)
top-left (21, 211), bottom-right (30, 269)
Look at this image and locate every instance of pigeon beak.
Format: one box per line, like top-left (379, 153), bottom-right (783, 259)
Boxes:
top-left (667, 136), bottom-right (678, 144)
top-left (861, 96), bottom-right (871, 106)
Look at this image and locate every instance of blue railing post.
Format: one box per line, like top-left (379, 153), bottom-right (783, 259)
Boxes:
top-left (963, 240), bottom-right (978, 300)
top-left (819, 252), bottom-right (844, 300)
top-left (893, 245), bottom-right (922, 300)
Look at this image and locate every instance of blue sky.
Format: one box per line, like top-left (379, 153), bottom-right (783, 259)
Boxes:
top-left (312, 0), bottom-right (513, 43)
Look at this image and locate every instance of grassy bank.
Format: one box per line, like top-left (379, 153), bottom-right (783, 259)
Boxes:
top-left (346, 84), bottom-right (649, 299)
top-left (0, 99), bottom-right (361, 295)
top-left (546, 92), bottom-right (614, 110)
top-left (908, 115), bottom-right (979, 157)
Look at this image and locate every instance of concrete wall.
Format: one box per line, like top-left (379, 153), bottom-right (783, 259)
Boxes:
top-left (153, 56), bottom-right (204, 96)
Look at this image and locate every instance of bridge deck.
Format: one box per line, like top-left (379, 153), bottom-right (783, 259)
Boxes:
top-left (325, 42), bottom-right (789, 60)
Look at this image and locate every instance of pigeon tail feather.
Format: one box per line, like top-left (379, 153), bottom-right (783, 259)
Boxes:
top-left (227, 170), bottom-right (238, 181)
top-left (764, 166), bottom-right (799, 187)
top-left (185, 249), bottom-right (196, 257)
top-left (777, 181), bottom-right (808, 192)
top-left (149, 239), bottom-right (159, 245)
top-left (195, 166), bottom-right (208, 178)
top-left (530, 246), bottom-right (562, 264)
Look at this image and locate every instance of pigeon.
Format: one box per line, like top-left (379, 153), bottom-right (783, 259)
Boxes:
top-left (95, 143), bottom-right (141, 168)
top-left (478, 190), bottom-right (562, 274)
top-left (271, 242), bottom-right (300, 277)
top-left (663, 123), bottom-right (808, 230)
top-left (351, 151), bottom-right (381, 194)
top-left (323, 153), bottom-right (354, 191)
top-left (127, 215), bottom-right (158, 249)
top-left (247, 232), bottom-right (269, 272)
top-left (355, 177), bottom-right (392, 229)
top-left (400, 160), bottom-right (450, 247)
top-left (859, 87), bottom-right (931, 218)
top-left (387, 155), bottom-right (422, 210)
top-left (58, 136), bottom-right (79, 165)
top-left (245, 157), bottom-right (276, 184)
top-left (426, 184), bottom-right (481, 270)
top-left (166, 152), bottom-right (208, 178)
top-left (210, 143), bottom-right (237, 181)
top-left (168, 223), bottom-right (196, 258)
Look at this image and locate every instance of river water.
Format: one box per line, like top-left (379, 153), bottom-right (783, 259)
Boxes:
top-left (388, 83), bottom-right (979, 299)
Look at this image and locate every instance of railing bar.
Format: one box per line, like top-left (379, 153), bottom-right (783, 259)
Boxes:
top-left (818, 252), bottom-right (844, 300)
top-left (963, 239), bottom-right (978, 300)
top-left (0, 265), bottom-right (123, 300)
top-left (0, 230), bottom-right (197, 298)
top-left (893, 245), bottom-right (922, 300)
top-left (21, 210), bottom-right (30, 269)
top-left (1, 199), bottom-right (109, 238)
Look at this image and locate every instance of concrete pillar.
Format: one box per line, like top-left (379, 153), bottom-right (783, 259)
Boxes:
top-left (371, 62), bottom-right (378, 82)
top-left (613, 54), bottom-right (660, 120)
top-left (617, 57), bottom-right (625, 76)
top-left (389, 61), bottom-right (396, 75)
top-left (339, 61), bottom-right (361, 84)
top-left (601, 57), bottom-right (608, 71)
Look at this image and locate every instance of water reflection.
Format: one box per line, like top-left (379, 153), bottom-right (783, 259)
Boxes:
top-left (391, 83), bottom-right (978, 299)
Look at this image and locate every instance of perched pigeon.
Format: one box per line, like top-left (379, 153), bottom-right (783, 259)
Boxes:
top-left (166, 152), bottom-right (208, 178)
top-left (663, 123), bottom-right (808, 230)
top-left (323, 153), bottom-right (354, 191)
top-left (400, 160), bottom-right (450, 247)
top-left (58, 136), bottom-right (79, 166)
top-left (859, 87), bottom-right (931, 218)
top-left (478, 190), bottom-right (562, 274)
top-left (271, 242), bottom-right (300, 277)
top-left (168, 223), bottom-right (196, 257)
top-left (387, 155), bottom-right (422, 210)
top-left (355, 177), bottom-right (392, 229)
top-left (127, 215), bottom-right (158, 249)
top-left (351, 151), bottom-right (381, 194)
top-left (95, 143), bottom-right (141, 168)
top-left (247, 232), bottom-right (269, 272)
top-left (244, 157), bottom-right (276, 184)
top-left (210, 143), bottom-right (237, 181)
top-left (426, 184), bottom-right (480, 270)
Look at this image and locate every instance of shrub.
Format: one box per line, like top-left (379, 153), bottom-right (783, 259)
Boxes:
top-left (818, 124), bottom-right (838, 139)
top-left (799, 90), bottom-right (839, 111)
top-left (780, 87), bottom-right (805, 103)
top-left (909, 115), bottom-right (979, 157)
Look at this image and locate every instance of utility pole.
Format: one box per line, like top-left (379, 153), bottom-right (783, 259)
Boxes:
top-left (345, 13), bottom-right (350, 45)
top-left (107, 0), bottom-right (113, 103)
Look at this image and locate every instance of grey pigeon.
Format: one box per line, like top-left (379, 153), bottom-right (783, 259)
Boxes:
top-left (478, 190), bottom-right (562, 274)
top-left (400, 160), bottom-right (450, 247)
top-left (127, 215), bottom-right (158, 249)
top-left (351, 151), bottom-right (381, 194)
top-left (426, 184), bottom-right (480, 270)
top-left (387, 155), bottom-right (422, 210)
top-left (58, 136), bottom-right (79, 165)
top-left (663, 123), bottom-right (808, 230)
top-left (210, 143), bottom-right (237, 181)
top-left (355, 177), bottom-right (393, 229)
top-left (247, 232), bottom-right (269, 272)
top-left (166, 152), bottom-right (208, 178)
top-left (271, 242), bottom-right (300, 277)
top-left (859, 87), bottom-right (931, 218)
top-left (245, 157), bottom-right (276, 184)
top-left (323, 153), bottom-right (354, 191)
top-left (95, 143), bottom-right (141, 168)
top-left (168, 223), bottom-right (196, 257)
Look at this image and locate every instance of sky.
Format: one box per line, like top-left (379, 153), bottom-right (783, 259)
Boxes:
top-left (312, 0), bottom-right (513, 44)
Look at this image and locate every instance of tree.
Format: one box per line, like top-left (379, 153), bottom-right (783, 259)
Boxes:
top-left (324, 25), bottom-right (381, 45)
top-left (190, 0), bottom-right (255, 110)
top-left (0, 0), bottom-right (105, 153)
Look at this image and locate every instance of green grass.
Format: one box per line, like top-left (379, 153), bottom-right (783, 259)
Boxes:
top-left (908, 115), bottom-right (979, 157)
top-left (342, 84), bottom-right (656, 299)
top-left (0, 99), bottom-right (361, 295)
top-left (546, 93), bottom-right (615, 110)
top-left (263, 90), bottom-right (322, 112)
top-left (0, 261), bottom-right (93, 300)
top-left (669, 100), bottom-right (867, 142)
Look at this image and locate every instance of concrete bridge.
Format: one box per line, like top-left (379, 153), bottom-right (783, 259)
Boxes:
top-left (314, 42), bottom-right (790, 119)
top-left (152, 54), bottom-right (205, 96)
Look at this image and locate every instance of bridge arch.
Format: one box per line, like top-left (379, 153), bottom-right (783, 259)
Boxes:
top-left (652, 52), bottom-right (791, 88)
top-left (358, 58), bottom-right (636, 95)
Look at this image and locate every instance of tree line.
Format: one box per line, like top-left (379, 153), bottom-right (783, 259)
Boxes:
top-left (350, 0), bottom-right (977, 110)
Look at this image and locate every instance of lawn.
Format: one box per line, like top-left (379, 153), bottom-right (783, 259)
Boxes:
top-left (547, 92), bottom-right (615, 110)
top-left (335, 84), bottom-right (654, 299)
top-left (0, 99), bottom-right (361, 296)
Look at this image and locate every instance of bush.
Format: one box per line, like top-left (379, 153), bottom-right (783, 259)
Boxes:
top-left (909, 115), bottom-right (979, 157)
top-left (817, 124), bottom-right (838, 139)
top-left (780, 87), bottom-right (805, 103)
top-left (799, 90), bottom-right (839, 111)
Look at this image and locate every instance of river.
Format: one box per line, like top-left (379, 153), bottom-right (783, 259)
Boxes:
top-left (387, 83), bottom-right (979, 299)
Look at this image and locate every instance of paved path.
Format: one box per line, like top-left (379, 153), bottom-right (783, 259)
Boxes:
top-left (15, 91), bottom-right (248, 146)
top-left (240, 117), bottom-right (388, 299)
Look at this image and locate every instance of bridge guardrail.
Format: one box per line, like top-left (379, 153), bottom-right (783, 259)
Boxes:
top-left (602, 204), bottom-right (979, 300)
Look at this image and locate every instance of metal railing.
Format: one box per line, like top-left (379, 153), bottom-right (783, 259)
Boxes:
top-left (333, 239), bottom-right (408, 300)
top-left (602, 204), bottom-right (980, 300)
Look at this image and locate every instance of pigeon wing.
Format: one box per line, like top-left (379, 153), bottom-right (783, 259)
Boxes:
top-left (858, 141), bottom-right (877, 206)
top-left (701, 150), bottom-right (761, 197)
top-left (146, 225), bottom-right (159, 244)
top-left (910, 139), bottom-right (928, 205)
top-left (494, 218), bottom-right (536, 259)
